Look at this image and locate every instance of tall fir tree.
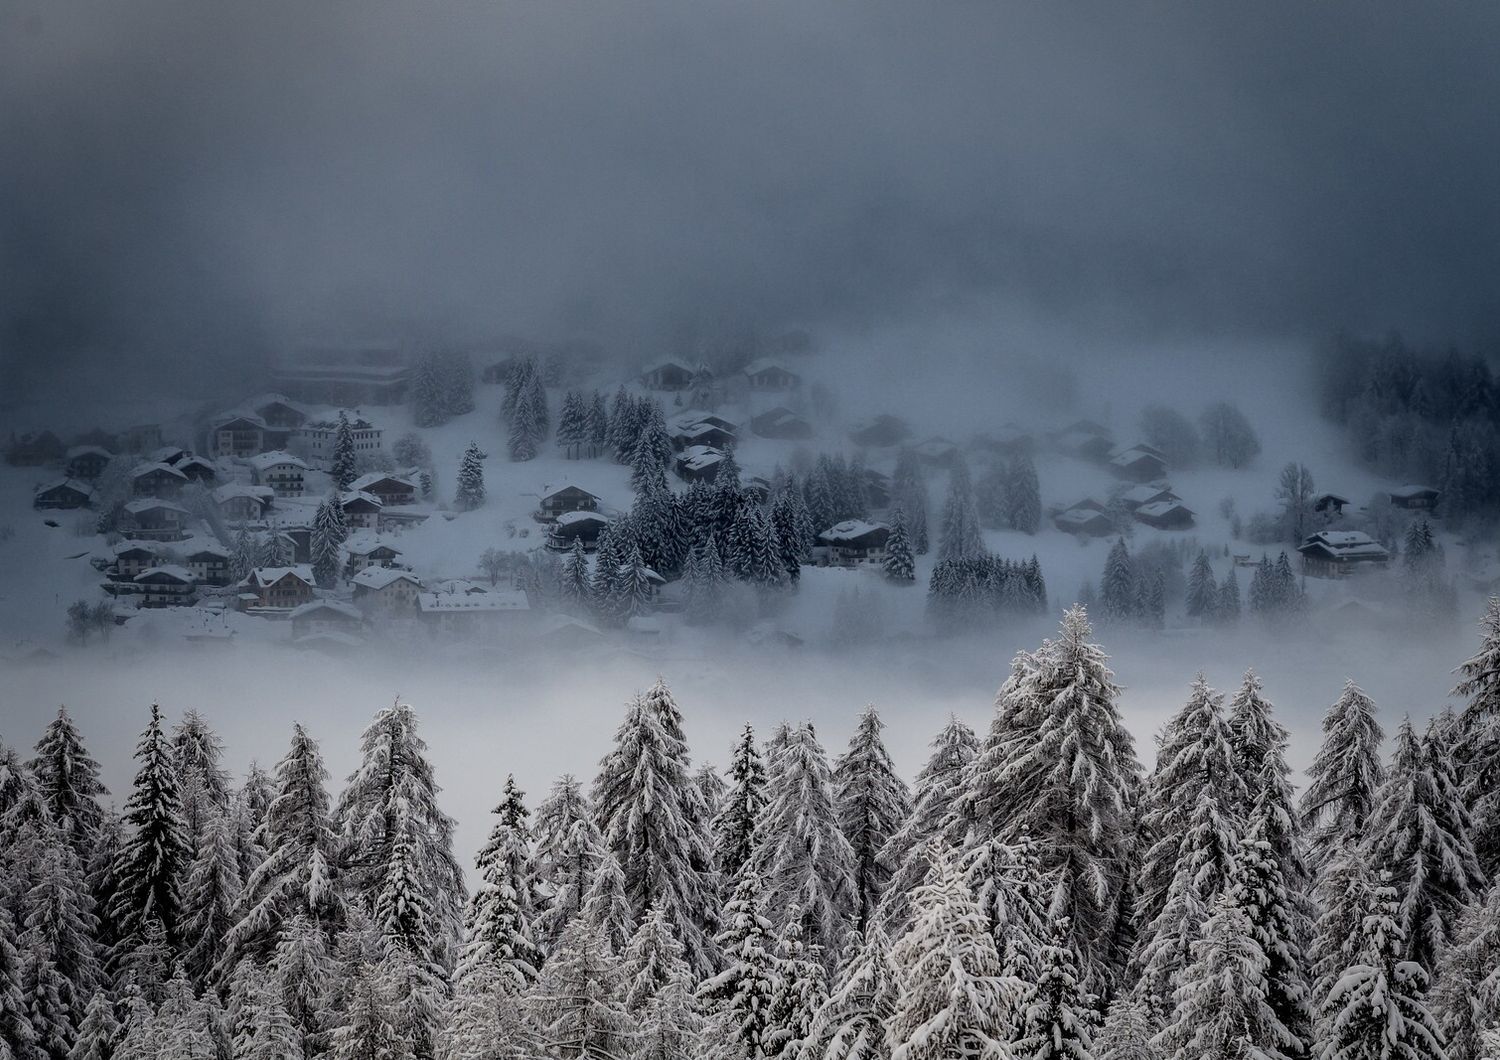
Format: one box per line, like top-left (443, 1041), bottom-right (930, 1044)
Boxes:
top-left (454, 442), bottom-right (486, 510)
top-left (697, 871), bottom-right (779, 1060)
top-left (712, 724), bottom-right (768, 884)
top-left (456, 777), bottom-right (543, 991)
top-left (530, 776), bottom-right (602, 953)
top-left (331, 412), bottom-right (358, 492)
top-left (527, 918), bottom-right (633, 1060)
top-left (1431, 879), bottom-right (1500, 1060)
top-left (1452, 596), bottom-right (1500, 878)
top-left (1012, 924), bottom-right (1097, 1060)
top-left (799, 926), bottom-right (900, 1060)
top-left (1299, 680), bottom-right (1385, 871)
top-left (1099, 540), bottom-right (1136, 625)
top-left (834, 707), bottom-right (912, 935)
top-left (28, 708), bottom-right (108, 863)
top-left (882, 509), bottom-right (916, 584)
top-left (936, 459), bottom-right (985, 565)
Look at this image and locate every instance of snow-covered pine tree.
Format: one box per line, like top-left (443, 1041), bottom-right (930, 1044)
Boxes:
top-left (1151, 887), bottom-right (1294, 1060)
top-left (559, 537), bottom-right (592, 614)
top-left (606, 387), bottom-right (636, 463)
top-left (556, 390), bottom-right (586, 458)
top-left (581, 848), bottom-right (635, 957)
top-left (28, 708), bottom-right (108, 863)
top-left (411, 355), bottom-right (445, 428)
top-left (696, 871), bottom-right (779, 1060)
top-left (1315, 869), bottom-right (1447, 1060)
top-left (229, 960), bottom-right (303, 1060)
top-left (1431, 878), bottom-right (1500, 1060)
top-left (0, 903), bottom-right (42, 1060)
top-left (329, 961), bottom-right (413, 1060)
top-left (765, 921), bottom-right (827, 1058)
top-left (961, 608), bottom-right (1140, 987)
top-left (637, 974), bottom-right (703, 1060)
top-left (1452, 596), bottom-right (1500, 878)
top-left (438, 959), bottom-right (535, 1060)
top-left (884, 846), bottom-right (1011, 1060)
top-left (891, 448), bottom-right (929, 556)
top-left (937, 459), bottom-right (985, 565)
top-left (1099, 540), bottom-right (1136, 625)
top-left (960, 833), bottom-right (1050, 1012)
top-left (753, 723), bottom-right (858, 969)
top-left (695, 762), bottom-right (727, 823)
top-left (1012, 924), bottom-right (1096, 1060)
top-left (173, 710), bottom-right (232, 856)
top-left (622, 900), bottom-right (693, 1014)
top-left (1363, 716), bottom-right (1484, 972)
top-left (335, 702), bottom-right (464, 975)
top-left (528, 916), bottom-right (632, 1060)
top-left (834, 707), bottom-right (912, 935)
top-left (1006, 456), bottom-right (1042, 535)
top-left (1217, 570), bottom-right (1241, 625)
top-left (770, 488), bottom-right (806, 584)
top-left (586, 391), bottom-right (609, 458)
top-left (178, 806), bottom-right (241, 985)
top-left (455, 442), bottom-right (486, 510)
top-left (799, 925), bottom-right (900, 1060)
top-left (20, 835), bottom-right (100, 1060)
top-left (66, 992), bottom-right (119, 1060)
top-left (1092, 998), bottom-right (1157, 1060)
top-left (456, 776), bottom-right (544, 991)
top-left (713, 724), bottom-right (768, 884)
top-left (311, 499), bottom-right (345, 588)
top-left (883, 509), bottom-right (916, 584)
top-left (109, 704), bottom-right (191, 966)
top-left (1185, 551), bottom-right (1216, 621)
top-left (591, 680), bottom-right (718, 976)
top-left (331, 412), bottom-right (358, 492)
top-left (270, 913), bottom-right (336, 1058)
top-left (1299, 680), bottom-right (1385, 871)
top-left (877, 714), bottom-right (978, 934)
top-left (530, 775), bottom-right (601, 952)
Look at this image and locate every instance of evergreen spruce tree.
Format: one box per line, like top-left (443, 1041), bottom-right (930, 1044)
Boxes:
top-left (712, 725), bottom-right (768, 883)
top-left (1452, 596), bottom-right (1500, 878)
top-left (937, 460), bottom-right (985, 565)
top-left (560, 538), bottom-right (592, 613)
top-left (456, 777), bottom-right (543, 990)
top-left (1217, 569), bottom-right (1241, 625)
top-left (311, 499), bottom-right (345, 588)
top-left (530, 776), bottom-right (602, 953)
top-left (834, 707), bottom-right (912, 935)
top-left (891, 449), bottom-right (929, 556)
top-left (21, 836), bottom-right (100, 1060)
top-left (622, 900), bottom-right (693, 1014)
top-left (878, 714), bottom-right (978, 934)
top-left (1315, 869), bottom-right (1447, 1060)
top-left (329, 962), bottom-right (413, 1060)
top-left (1225, 830), bottom-right (1313, 1057)
top-left (882, 510), bottom-right (916, 584)
top-left (1299, 681), bottom-right (1385, 871)
top-left (1431, 879), bottom-right (1500, 1060)
top-left (438, 960), bottom-right (535, 1060)
top-left (331, 412), bottom-right (358, 492)
top-left (961, 834), bottom-right (1050, 1012)
top-left (799, 926), bottom-right (899, 1060)
top-left (697, 872), bottom-right (779, 1060)
top-left (270, 914), bottom-right (336, 1058)
top-left (695, 763), bottom-right (727, 823)
top-left (1363, 717), bottom-right (1484, 972)
top-left (0, 905), bottom-right (42, 1060)
top-left (109, 704), bottom-right (191, 965)
top-left (178, 807), bottom-right (240, 985)
top-left (752, 723), bottom-right (858, 968)
top-left (1185, 552), bottom-right (1216, 621)
top-left (66, 992), bottom-right (119, 1060)
top-left (1012, 924), bottom-right (1096, 1060)
top-left (1099, 540), bottom-right (1136, 625)
top-left (28, 708), bottom-right (108, 862)
top-left (454, 442), bottom-right (486, 510)
top-left (411, 355), bottom-right (445, 428)
top-left (556, 390), bottom-right (586, 459)
top-left (172, 710), bottom-right (232, 856)
top-left (637, 976), bottom-right (703, 1060)
top-left (581, 849), bottom-right (634, 957)
top-left (765, 922), bottom-right (827, 1058)
top-left (527, 918), bottom-right (632, 1060)
top-left (1093, 998), bottom-right (1158, 1060)
top-left (587, 392), bottom-right (610, 458)
top-left (1307, 846), bottom-right (1380, 1034)
top-left (591, 680), bottom-right (718, 975)
top-left (884, 847), bottom-right (1011, 1060)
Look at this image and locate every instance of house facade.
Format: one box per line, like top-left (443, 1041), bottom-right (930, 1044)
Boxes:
top-left (1297, 530), bottom-right (1392, 578)
top-left (352, 567), bottom-right (423, 615)
top-left (34, 479), bottom-right (94, 509)
top-left (134, 566), bottom-right (198, 607)
top-left (296, 416), bottom-right (384, 470)
top-left (64, 446), bottom-right (112, 480)
top-left (348, 473), bottom-right (416, 506)
top-left (121, 500), bottom-right (190, 541)
top-left (340, 491), bottom-right (383, 530)
top-left (184, 546), bottom-right (233, 586)
top-left (130, 463), bottom-right (187, 498)
top-left (743, 359), bottom-right (801, 391)
top-left (750, 407), bottom-right (813, 440)
top-left (814, 520), bottom-right (891, 566)
top-left (538, 484), bottom-right (601, 522)
top-left (548, 510), bottom-right (610, 551)
top-left (640, 360), bottom-right (694, 390)
top-left (417, 590), bottom-right (531, 637)
top-left (248, 452), bottom-right (309, 497)
top-left (238, 566), bottom-right (317, 610)
top-left (212, 484), bottom-right (274, 522)
top-left (290, 600), bottom-right (365, 641)
top-left (1133, 501), bottom-right (1195, 530)
top-left (209, 414), bottom-right (268, 458)
top-left (1388, 485), bottom-right (1441, 510)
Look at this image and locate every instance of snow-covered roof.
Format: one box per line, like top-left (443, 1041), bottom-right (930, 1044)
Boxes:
top-left (124, 498), bottom-right (189, 515)
top-left (130, 461), bottom-right (188, 481)
top-left (148, 446), bottom-right (189, 464)
top-left (351, 566), bottom-right (421, 590)
top-left (641, 358), bottom-right (692, 374)
top-left (245, 392), bottom-right (308, 413)
top-left (344, 536), bottom-right (402, 557)
top-left (1298, 530), bottom-right (1390, 560)
top-left (339, 490), bottom-right (383, 509)
top-left (1135, 501), bottom-right (1193, 519)
top-left (533, 614), bottom-right (604, 639)
top-left (418, 590), bottom-right (530, 613)
top-left (818, 519), bottom-right (890, 544)
top-left (289, 599), bottom-right (364, 621)
top-left (210, 409), bottom-right (268, 429)
top-left (541, 482), bottom-right (602, 502)
top-left (670, 412), bottom-right (739, 433)
top-left (135, 564), bottom-right (195, 583)
top-left (555, 510), bottom-right (610, 528)
top-left (113, 540), bottom-right (161, 556)
top-left (184, 544), bottom-right (232, 559)
top-left (672, 421), bottom-right (734, 441)
top-left (1121, 484), bottom-right (1178, 505)
top-left (212, 483), bottom-right (275, 504)
top-left (1109, 446), bottom-right (1165, 467)
top-left (430, 579), bottom-right (489, 595)
top-left (677, 445), bottom-right (725, 471)
top-left (36, 477), bottom-right (95, 498)
top-left (243, 565), bottom-right (316, 587)
top-left (66, 444), bottom-right (112, 460)
top-left (349, 471), bottom-right (416, 492)
top-left (1388, 484), bottom-right (1440, 499)
top-left (1055, 508), bottom-right (1111, 529)
top-left (247, 451), bottom-right (309, 472)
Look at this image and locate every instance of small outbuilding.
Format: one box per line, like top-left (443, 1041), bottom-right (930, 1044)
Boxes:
top-left (1387, 484), bottom-right (1441, 511)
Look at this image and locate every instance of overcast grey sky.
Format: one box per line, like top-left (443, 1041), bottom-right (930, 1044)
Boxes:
top-left (3, 0), bottom-right (1499, 392)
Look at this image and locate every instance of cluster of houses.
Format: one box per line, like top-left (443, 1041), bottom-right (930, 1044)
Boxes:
top-left (1053, 484), bottom-right (1196, 537)
top-left (203, 393), bottom-right (385, 471)
top-left (639, 358), bottom-right (803, 394)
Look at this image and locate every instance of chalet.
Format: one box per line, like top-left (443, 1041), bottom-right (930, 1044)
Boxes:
top-left (1313, 492), bottom-right (1351, 516)
top-left (417, 589), bottom-right (532, 636)
top-left (208, 413), bottom-right (268, 458)
top-left (913, 437), bottom-right (960, 467)
top-left (1133, 500), bottom-right (1196, 530)
top-left (343, 537), bottom-right (403, 574)
top-left (1119, 485), bottom-right (1181, 512)
top-left (671, 421), bottom-right (738, 451)
top-left (295, 415), bottom-right (384, 470)
top-left (250, 393), bottom-right (309, 431)
top-left (238, 566), bottom-right (317, 610)
top-left (671, 412), bottom-right (739, 434)
top-left (348, 472), bottom-right (417, 506)
top-left (64, 446), bottom-right (112, 480)
top-left (538, 484), bottom-right (602, 522)
top-left (130, 462), bottom-right (187, 498)
top-left (212, 483), bottom-right (274, 522)
top-left (149, 445), bottom-right (190, 466)
top-left (1109, 446), bottom-right (1168, 482)
top-left (1298, 530), bottom-right (1392, 578)
top-left (1388, 484), bottom-right (1441, 511)
top-left (282, 525), bottom-right (314, 564)
top-left (248, 452), bottom-right (308, 497)
top-left (290, 600), bottom-right (365, 641)
top-left (33, 479), bottom-right (94, 510)
top-left (742, 358), bottom-right (801, 391)
top-left (1054, 508), bottom-right (1115, 536)
top-left (339, 490), bottom-right (383, 530)
top-left (134, 566), bottom-right (198, 607)
top-left (183, 545), bottom-right (233, 586)
top-left (674, 445), bottom-right (726, 483)
top-left (121, 499), bottom-right (190, 541)
top-left (548, 510), bottom-right (611, 551)
top-left (351, 566), bottom-right (423, 615)
top-left (848, 415), bottom-right (910, 448)
top-left (271, 345), bottom-right (412, 406)
top-left (112, 543), bottom-right (161, 579)
top-left (815, 520), bottom-right (891, 567)
top-left (174, 455), bottom-right (217, 485)
top-left (750, 407), bottom-right (814, 440)
top-left (1061, 497), bottom-right (1108, 513)
top-left (640, 360), bottom-right (694, 390)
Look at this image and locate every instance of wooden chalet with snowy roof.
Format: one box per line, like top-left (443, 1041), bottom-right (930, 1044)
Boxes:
top-left (1118, 484), bottom-right (1180, 511)
top-left (121, 499), bottom-right (190, 541)
top-left (238, 566), bottom-right (317, 611)
top-left (538, 484), bottom-right (602, 522)
top-left (347, 472), bottom-right (417, 506)
top-left (208, 412), bottom-right (268, 458)
top-left (674, 444), bottom-right (726, 483)
top-left (814, 520), bottom-right (892, 567)
top-left (33, 478), bottom-right (94, 510)
top-left (134, 565), bottom-right (198, 607)
top-left (742, 358), bottom-right (801, 391)
top-left (671, 420), bottom-right (738, 451)
top-left (750, 406), bottom-right (814, 440)
top-left (1108, 444), bottom-right (1168, 482)
top-left (640, 359), bottom-right (695, 390)
top-left (247, 452), bottom-right (308, 497)
top-left (848, 414), bottom-right (909, 448)
top-left (1133, 500), bottom-right (1195, 530)
top-left (351, 566), bottom-right (423, 614)
top-left (290, 600), bottom-right (365, 642)
top-left (1313, 492), bottom-right (1351, 516)
top-left (547, 510), bottom-right (611, 551)
top-left (130, 462), bottom-right (187, 498)
top-left (174, 455), bottom-right (217, 485)
top-left (1053, 502), bottom-right (1114, 537)
top-left (64, 445), bottom-right (112, 480)
top-left (339, 490), bottom-right (383, 530)
top-left (111, 542), bottom-right (162, 580)
top-left (212, 483), bottom-right (274, 522)
top-left (1387, 484), bottom-right (1441, 511)
top-left (183, 544), bottom-right (233, 586)
top-left (343, 536), bottom-right (403, 574)
top-left (1297, 530), bottom-right (1392, 578)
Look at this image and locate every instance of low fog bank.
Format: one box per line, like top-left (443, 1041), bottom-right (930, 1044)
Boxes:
top-left (1, 613), bottom-right (1474, 868)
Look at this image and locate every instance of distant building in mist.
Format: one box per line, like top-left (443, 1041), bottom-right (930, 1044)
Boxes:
top-left (272, 342), bottom-right (412, 405)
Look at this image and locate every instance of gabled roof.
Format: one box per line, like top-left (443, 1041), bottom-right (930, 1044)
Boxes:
top-left (670, 412), bottom-right (739, 433)
top-left (430, 579), bottom-right (489, 595)
top-left (124, 498), bottom-right (188, 515)
top-left (1389, 484), bottom-right (1440, 499)
top-left (344, 536), bottom-right (402, 557)
top-left (677, 445), bottom-right (725, 471)
top-left (339, 490), bottom-right (383, 510)
top-left (36, 478), bottom-right (95, 498)
top-left (672, 421), bottom-right (735, 441)
top-left (1121, 484), bottom-right (1179, 505)
top-left (242, 565), bottom-right (316, 588)
top-left (556, 510), bottom-right (610, 528)
top-left (131, 461), bottom-right (188, 481)
top-left (247, 451), bottom-right (309, 472)
top-left (1054, 508), bottom-right (1112, 529)
top-left (1135, 500), bottom-right (1194, 519)
top-left (148, 445), bottom-right (189, 464)
top-left (1298, 530), bottom-right (1390, 559)
top-left (817, 519), bottom-right (890, 544)
top-left (212, 483), bottom-right (275, 504)
top-left (66, 444), bottom-right (113, 460)
top-left (641, 359), bottom-right (693, 375)
top-left (135, 565), bottom-right (195, 583)
top-left (349, 472), bottom-right (417, 493)
top-left (351, 566), bottom-right (421, 590)
top-left (113, 540), bottom-right (161, 557)
top-left (541, 482), bottom-right (602, 502)
top-left (184, 544), bottom-right (232, 560)
top-left (210, 409), bottom-right (268, 430)
top-left (1110, 445), bottom-right (1165, 467)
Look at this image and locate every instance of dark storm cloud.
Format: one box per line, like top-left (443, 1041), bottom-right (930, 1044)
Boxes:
top-left (3, 0), bottom-right (1499, 388)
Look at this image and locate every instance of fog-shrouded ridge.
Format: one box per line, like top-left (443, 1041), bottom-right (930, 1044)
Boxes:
top-left (4, 0), bottom-right (1500, 403)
